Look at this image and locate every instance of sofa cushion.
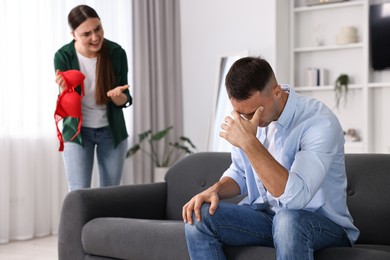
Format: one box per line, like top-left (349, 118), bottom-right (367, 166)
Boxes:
top-left (82, 218), bottom-right (189, 260)
top-left (354, 244), bottom-right (390, 252)
top-left (223, 245), bottom-right (276, 259)
top-left (223, 246), bottom-right (390, 260)
top-left (315, 246), bottom-right (390, 260)
top-left (82, 218), bottom-right (390, 260)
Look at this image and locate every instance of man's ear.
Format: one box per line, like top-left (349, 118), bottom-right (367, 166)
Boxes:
top-left (273, 84), bottom-right (282, 98)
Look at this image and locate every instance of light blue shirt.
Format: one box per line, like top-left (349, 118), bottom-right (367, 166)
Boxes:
top-left (222, 84), bottom-right (359, 244)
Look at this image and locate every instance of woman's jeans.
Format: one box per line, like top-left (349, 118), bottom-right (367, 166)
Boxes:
top-left (185, 202), bottom-right (351, 260)
top-left (62, 126), bottom-right (127, 191)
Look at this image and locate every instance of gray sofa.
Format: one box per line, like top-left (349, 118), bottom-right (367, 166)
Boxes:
top-left (58, 152), bottom-right (390, 260)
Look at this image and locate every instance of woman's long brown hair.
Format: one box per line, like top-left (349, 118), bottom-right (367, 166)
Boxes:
top-left (68, 5), bottom-right (115, 105)
top-left (95, 41), bottom-right (115, 105)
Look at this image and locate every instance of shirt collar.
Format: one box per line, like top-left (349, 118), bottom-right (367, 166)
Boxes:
top-left (275, 84), bottom-right (298, 129)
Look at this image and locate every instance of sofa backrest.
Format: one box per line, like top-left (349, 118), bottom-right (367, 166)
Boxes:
top-left (345, 153), bottom-right (390, 245)
top-left (165, 152), bottom-right (390, 246)
top-left (165, 152), bottom-right (231, 220)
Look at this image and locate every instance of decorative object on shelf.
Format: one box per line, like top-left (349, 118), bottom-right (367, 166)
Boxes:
top-left (334, 74), bottom-right (349, 109)
top-left (126, 126), bottom-right (196, 167)
top-left (305, 67), bottom-right (328, 86)
top-left (313, 24), bottom-right (325, 46)
top-left (319, 68), bottom-right (328, 86)
top-left (305, 0), bottom-right (347, 6)
top-left (336, 26), bottom-right (358, 45)
top-left (306, 67), bottom-right (319, 86)
top-left (344, 128), bottom-right (360, 142)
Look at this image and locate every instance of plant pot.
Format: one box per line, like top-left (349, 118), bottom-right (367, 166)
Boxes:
top-left (154, 167), bottom-right (168, 182)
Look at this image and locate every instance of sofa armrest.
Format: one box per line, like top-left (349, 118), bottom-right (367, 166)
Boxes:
top-left (58, 182), bottom-right (167, 260)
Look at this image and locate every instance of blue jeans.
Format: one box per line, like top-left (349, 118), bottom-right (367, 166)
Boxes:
top-left (185, 202), bottom-right (351, 260)
top-left (62, 126), bottom-right (127, 191)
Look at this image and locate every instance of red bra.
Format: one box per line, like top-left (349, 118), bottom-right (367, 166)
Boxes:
top-left (54, 70), bottom-right (85, 151)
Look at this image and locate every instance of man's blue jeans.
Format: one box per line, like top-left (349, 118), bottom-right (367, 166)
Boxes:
top-left (62, 126), bottom-right (127, 191)
top-left (185, 202), bottom-right (351, 260)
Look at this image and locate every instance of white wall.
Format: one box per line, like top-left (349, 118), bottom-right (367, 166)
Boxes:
top-left (180, 0), bottom-right (289, 151)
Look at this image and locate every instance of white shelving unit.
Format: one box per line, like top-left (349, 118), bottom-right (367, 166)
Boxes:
top-left (290, 0), bottom-right (390, 153)
top-left (290, 0), bottom-right (369, 153)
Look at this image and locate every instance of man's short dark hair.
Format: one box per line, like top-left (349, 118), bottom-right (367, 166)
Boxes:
top-left (225, 57), bottom-right (275, 101)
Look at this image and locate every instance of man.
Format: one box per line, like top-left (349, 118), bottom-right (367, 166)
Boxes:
top-left (182, 57), bottom-right (359, 260)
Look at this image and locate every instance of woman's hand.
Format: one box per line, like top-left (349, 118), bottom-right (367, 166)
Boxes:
top-left (107, 85), bottom-right (129, 106)
top-left (55, 70), bottom-right (66, 92)
top-left (107, 85), bottom-right (129, 98)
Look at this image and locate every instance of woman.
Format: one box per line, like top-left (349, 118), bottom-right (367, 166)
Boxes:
top-left (54, 5), bottom-right (132, 191)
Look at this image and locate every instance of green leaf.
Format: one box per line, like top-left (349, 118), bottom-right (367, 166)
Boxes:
top-left (126, 144), bottom-right (140, 157)
top-left (151, 126), bottom-right (173, 141)
top-left (126, 126), bottom-right (196, 166)
top-left (139, 130), bottom-right (152, 142)
top-left (180, 136), bottom-right (196, 148)
top-left (335, 74), bottom-right (349, 86)
top-left (170, 142), bottom-right (193, 154)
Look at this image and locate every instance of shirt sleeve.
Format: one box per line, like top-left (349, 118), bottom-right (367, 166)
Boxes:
top-left (277, 114), bottom-right (345, 210)
top-left (54, 48), bottom-right (73, 73)
top-left (112, 46), bottom-right (132, 108)
top-left (221, 147), bottom-right (248, 195)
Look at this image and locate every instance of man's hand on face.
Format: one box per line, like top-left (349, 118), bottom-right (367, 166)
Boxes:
top-left (219, 106), bottom-right (264, 148)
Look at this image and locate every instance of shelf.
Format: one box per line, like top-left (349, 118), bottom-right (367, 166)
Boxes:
top-left (294, 43), bottom-right (363, 53)
top-left (294, 84), bottom-right (364, 92)
top-left (368, 82), bottom-right (390, 88)
top-left (345, 141), bottom-right (365, 154)
top-left (294, 0), bottom-right (364, 13)
top-left (290, 0), bottom-right (377, 153)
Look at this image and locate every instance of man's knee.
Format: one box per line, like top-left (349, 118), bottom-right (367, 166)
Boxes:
top-left (273, 209), bottom-right (301, 226)
top-left (186, 204), bottom-right (212, 225)
top-left (273, 209), bottom-right (303, 242)
top-left (185, 203), bottom-right (213, 236)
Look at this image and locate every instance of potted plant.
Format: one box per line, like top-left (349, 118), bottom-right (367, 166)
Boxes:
top-left (126, 126), bottom-right (196, 181)
top-left (334, 74), bottom-right (349, 109)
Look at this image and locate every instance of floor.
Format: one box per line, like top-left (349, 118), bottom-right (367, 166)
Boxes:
top-left (0, 235), bottom-right (57, 260)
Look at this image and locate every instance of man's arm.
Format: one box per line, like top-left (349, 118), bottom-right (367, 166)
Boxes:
top-left (240, 136), bottom-right (288, 197)
top-left (220, 107), bottom-right (288, 197)
top-left (182, 177), bottom-right (240, 224)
